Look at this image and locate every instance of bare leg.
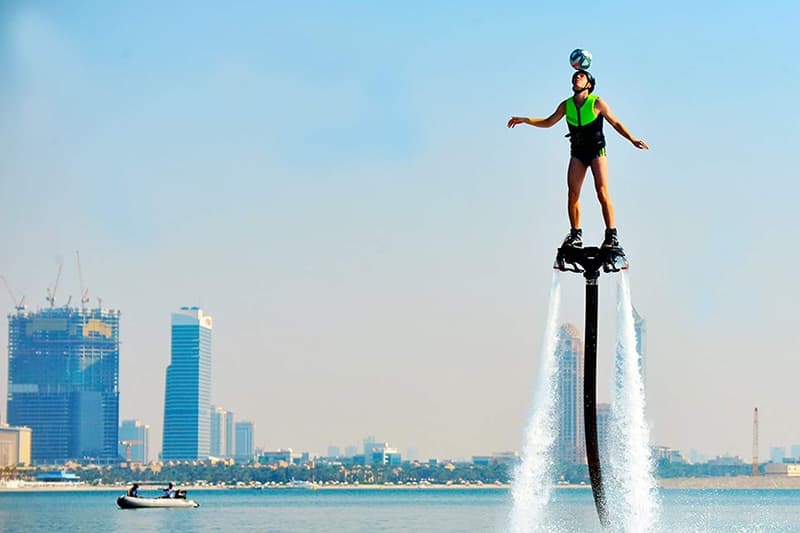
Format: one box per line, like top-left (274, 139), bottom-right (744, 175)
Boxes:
top-left (567, 156), bottom-right (589, 229)
top-left (590, 155), bottom-right (615, 229)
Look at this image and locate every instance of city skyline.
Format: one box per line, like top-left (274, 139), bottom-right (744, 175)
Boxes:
top-left (2, 2), bottom-right (799, 462)
top-left (3, 292), bottom-right (798, 463)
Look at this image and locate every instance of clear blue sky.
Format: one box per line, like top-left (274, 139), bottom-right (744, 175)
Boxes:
top-left (1, 1), bottom-right (798, 460)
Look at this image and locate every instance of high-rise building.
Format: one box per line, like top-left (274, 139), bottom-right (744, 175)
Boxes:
top-left (791, 445), bottom-right (800, 460)
top-left (596, 403), bottom-right (611, 463)
top-left (162, 307), bottom-right (212, 461)
top-left (211, 406), bottom-right (235, 458)
top-left (363, 435), bottom-right (377, 456)
top-left (234, 421), bottom-right (254, 463)
top-left (327, 445), bottom-right (341, 458)
top-left (7, 306), bottom-right (120, 464)
top-left (118, 419), bottom-right (150, 463)
top-left (556, 323), bottom-right (585, 465)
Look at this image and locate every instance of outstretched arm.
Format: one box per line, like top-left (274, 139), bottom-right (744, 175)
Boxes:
top-left (507, 101), bottom-right (566, 129)
top-left (595, 98), bottom-right (649, 149)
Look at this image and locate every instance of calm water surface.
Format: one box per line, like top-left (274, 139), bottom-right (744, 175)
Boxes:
top-left (0, 487), bottom-right (797, 532)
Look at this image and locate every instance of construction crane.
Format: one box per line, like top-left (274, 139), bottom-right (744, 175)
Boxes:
top-left (45, 261), bottom-right (63, 308)
top-left (752, 407), bottom-right (760, 476)
top-left (1, 275), bottom-right (25, 312)
top-left (76, 251), bottom-right (89, 309)
top-left (120, 440), bottom-right (143, 462)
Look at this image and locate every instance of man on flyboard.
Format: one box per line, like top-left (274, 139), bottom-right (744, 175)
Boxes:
top-left (507, 69), bottom-right (648, 250)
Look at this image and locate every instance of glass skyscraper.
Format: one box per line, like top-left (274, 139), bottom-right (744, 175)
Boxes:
top-left (162, 307), bottom-right (212, 461)
top-left (556, 323), bottom-right (585, 465)
top-left (7, 306), bottom-right (120, 464)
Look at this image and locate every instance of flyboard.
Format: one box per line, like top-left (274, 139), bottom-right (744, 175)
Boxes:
top-left (554, 244), bottom-right (627, 528)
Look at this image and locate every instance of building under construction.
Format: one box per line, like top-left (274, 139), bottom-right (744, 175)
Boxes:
top-left (7, 305), bottom-right (120, 464)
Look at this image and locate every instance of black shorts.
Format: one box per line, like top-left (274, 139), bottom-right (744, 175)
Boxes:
top-left (571, 145), bottom-right (607, 166)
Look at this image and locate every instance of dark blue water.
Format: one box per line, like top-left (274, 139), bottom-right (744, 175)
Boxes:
top-left (0, 487), bottom-right (797, 532)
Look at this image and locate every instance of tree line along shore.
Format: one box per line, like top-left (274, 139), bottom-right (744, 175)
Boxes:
top-left (1, 460), bottom-right (797, 490)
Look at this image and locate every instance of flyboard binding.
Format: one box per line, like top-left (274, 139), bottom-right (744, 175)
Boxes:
top-left (554, 245), bottom-right (628, 274)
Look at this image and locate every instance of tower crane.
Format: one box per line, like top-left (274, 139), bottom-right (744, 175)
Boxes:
top-left (46, 261), bottom-right (63, 308)
top-left (76, 251), bottom-right (89, 309)
top-left (1, 275), bottom-right (25, 312)
top-left (120, 440), bottom-right (143, 462)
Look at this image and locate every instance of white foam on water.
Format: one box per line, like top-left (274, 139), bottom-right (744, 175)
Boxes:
top-left (508, 272), bottom-right (563, 533)
top-left (605, 272), bottom-right (660, 531)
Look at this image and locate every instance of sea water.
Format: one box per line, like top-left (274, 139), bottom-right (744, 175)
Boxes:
top-left (0, 487), bottom-right (798, 532)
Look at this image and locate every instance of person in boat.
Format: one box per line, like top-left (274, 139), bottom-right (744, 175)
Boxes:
top-left (162, 481), bottom-right (176, 498)
top-left (127, 483), bottom-right (140, 498)
top-left (507, 69), bottom-right (648, 250)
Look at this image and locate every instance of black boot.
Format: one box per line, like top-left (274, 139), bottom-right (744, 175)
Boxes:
top-left (562, 228), bottom-right (583, 248)
top-left (602, 228), bottom-right (620, 248)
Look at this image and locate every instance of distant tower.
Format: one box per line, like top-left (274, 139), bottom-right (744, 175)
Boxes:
top-left (234, 421), bottom-right (254, 463)
top-left (162, 307), bottom-right (213, 461)
top-left (556, 323), bottom-right (585, 465)
top-left (752, 407), bottom-right (759, 476)
top-left (210, 406), bottom-right (234, 458)
top-left (596, 403), bottom-right (611, 463)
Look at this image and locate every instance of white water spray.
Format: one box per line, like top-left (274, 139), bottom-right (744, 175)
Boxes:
top-left (508, 273), bottom-right (562, 533)
top-left (605, 272), bottom-right (659, 531)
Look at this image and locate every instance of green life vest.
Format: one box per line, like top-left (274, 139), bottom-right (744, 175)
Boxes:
top-left (565, 94), bottom-right (605, 148)
top-left (565, 94), bottom-right (599, 127)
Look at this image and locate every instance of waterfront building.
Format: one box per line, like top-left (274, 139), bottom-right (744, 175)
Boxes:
top-left (765, 463), bottom-right (800, 476)
top-left (234, 421), bottom-right (254, 463)
top-left (770, 446), bottom-right (786, 464)
top-left (369, 443), bottom-right (402, 466)
top-left (118, 419), bottom-right (150, 463)
top-left (708, 454), bottom-right (744, 466)
top-left (472, 451), bottom-right (519, 466)
top-left (556, 323), bottom-right (585, 465)
top-left (0, 425), bottom-right (32, 466)
top-left (259, 448), bottom-right (292, 465)
top-left (7, 306), bottom-right (120, 464)
top-left (652, 445), bottom-right (686, 464)
top-left (162, 307), bottom-right (212, 461)
top-left (211, 406), bottom-right (235, 458)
